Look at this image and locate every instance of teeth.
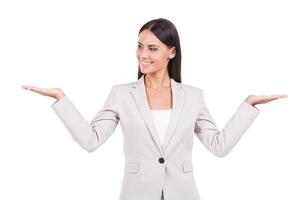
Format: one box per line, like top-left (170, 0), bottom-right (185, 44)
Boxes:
top-left (140, 62), bottom-right (152, 66)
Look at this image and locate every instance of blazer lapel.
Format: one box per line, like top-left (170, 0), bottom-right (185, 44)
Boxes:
top-left (162, 78), bottom-right (184, 151)
top-left (130, 74), bottom-right (185, 155)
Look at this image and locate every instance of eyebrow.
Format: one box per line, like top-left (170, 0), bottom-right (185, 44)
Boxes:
top-left (137, 42), bottom-right (159, 47)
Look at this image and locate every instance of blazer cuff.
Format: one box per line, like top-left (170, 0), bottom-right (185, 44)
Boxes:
top-left (239, 101), bottom-right (260, 119)
top-left (51, 95), bottom-right (71, 112)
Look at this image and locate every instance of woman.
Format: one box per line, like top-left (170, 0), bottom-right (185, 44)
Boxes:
top-left (21, 18), bottom-right (287, 200)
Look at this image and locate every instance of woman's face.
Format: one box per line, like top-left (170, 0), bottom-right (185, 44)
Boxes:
top-left (136, 29), bottom-right (175, 75)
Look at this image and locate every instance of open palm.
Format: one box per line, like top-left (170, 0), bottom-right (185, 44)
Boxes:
top-left (21, 85), bottom-right (65, 100)
top-left (245, 95), bottom-right (288, 106)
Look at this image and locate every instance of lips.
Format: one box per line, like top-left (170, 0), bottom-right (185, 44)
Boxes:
top-left (139, 61), bottom-right (153, 68)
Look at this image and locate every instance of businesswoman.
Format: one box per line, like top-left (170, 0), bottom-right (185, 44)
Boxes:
top-left (22, 18), bottom-right (287, 200)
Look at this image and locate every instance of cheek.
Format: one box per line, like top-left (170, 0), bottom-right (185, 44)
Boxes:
top-left (155, 54), bottom-right (168, 64)
top-left (152, 53), bottom-right (165, 61)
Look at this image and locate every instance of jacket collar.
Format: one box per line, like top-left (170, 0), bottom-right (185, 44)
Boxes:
top-left (130, 74), bottom-right (185, 155)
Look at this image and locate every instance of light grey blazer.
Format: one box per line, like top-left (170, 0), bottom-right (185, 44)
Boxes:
top-left (51, 74), bottom-right (259, 200)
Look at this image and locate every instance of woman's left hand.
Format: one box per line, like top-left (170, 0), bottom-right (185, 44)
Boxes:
top-left (245, 94), bottom-right (288, 106)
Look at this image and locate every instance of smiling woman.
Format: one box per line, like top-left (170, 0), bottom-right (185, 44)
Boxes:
top-left (137, 29), bottom-right (176, 76)
top-left (137, 18), bottom-right (181, 83)
top-left (21, 18), bottom-right (287, 200)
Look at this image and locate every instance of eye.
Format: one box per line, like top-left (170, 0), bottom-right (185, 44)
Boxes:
top-left (149, 47), bottom-right (157, 51)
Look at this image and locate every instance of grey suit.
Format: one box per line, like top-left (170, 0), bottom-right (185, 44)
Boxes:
top-left (51, 74), bottom-right (259, 200)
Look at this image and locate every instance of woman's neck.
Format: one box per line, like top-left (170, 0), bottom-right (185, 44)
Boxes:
top-left (144, 72), bottom-right (171, 90)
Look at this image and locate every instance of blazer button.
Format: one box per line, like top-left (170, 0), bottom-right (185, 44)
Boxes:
top-left (158, 157), bottom-right (165, 164)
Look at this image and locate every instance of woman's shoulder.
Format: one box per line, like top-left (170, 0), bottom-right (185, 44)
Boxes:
top-left (180, 82), bottom-right (203, 94)
top-left (109, 80), bottom-right (137, 93)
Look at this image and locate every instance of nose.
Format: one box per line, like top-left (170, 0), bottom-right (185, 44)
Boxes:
top-left (139, 48), bottom-right (149, 59)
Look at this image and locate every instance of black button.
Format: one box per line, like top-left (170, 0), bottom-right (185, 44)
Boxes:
top-left (159, 157), bottom-right (165, 164)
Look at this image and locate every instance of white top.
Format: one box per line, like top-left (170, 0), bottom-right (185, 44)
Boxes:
top-left (150, 109), bottom-right (172, 146)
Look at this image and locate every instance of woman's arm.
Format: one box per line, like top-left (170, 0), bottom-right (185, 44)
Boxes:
top-left (194, 90), bottom-right (287, 157)
top-left (21, 85), bottom-right (120, 153)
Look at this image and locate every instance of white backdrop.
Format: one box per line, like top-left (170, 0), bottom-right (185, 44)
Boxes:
top-left (0, 0), bottom-right (299, 199)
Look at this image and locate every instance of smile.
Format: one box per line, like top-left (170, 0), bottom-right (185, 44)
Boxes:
top-left (140, 61), bottom-right (153, 67)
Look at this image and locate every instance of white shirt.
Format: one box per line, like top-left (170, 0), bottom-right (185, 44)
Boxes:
top-left (150, 109), bottom-right (172, 146)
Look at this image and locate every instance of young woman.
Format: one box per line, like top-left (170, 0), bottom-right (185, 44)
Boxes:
top-left (22, 18), bottom-right (287, 200)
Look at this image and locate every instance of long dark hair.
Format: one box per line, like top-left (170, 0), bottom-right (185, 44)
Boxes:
top-left (137, 18), bottom-right (182, 83)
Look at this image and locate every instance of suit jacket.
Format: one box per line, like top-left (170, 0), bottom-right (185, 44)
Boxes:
top-left (51, 74), bottom-right (260, 200)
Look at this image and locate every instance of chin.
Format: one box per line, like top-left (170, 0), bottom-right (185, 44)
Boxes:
top-left (141, 70), bottom-right (156, 75)
top-left (139, 65), bottom-right (160, 75)
top-left (139, 67), bottom-right (151, 74)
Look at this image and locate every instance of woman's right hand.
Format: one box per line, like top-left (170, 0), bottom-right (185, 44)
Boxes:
top-left (21, 85), bottom-right (65, 100)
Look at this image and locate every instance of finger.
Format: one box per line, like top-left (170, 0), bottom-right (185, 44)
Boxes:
top-left (270, 94), bottom-right (288, 99)
top-left (275, 95), bottom-right (288, 100)
top-left (21, 85), bottom-right (36, 90)
top-left (265, 95), bottom-right (287, 102)
top-left (278, 94), bottom-right (288, 98)
top-left (21, 85), bottom-right (46, 94)
top-left (30, 87), bottom-right (49, 95)
top-left (21, 85), bottom-right (38, 91)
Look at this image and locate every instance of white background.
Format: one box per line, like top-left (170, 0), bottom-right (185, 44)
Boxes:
top-left (0, 0), bottom-right (299, 199)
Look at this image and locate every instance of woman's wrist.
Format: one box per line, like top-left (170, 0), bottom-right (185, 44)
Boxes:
top-left (245, 99), bottom-right (254, 106)
top-left (55, 92), bottom-right (65, 100)
top-left (245, 95), bottom-right (255, 106)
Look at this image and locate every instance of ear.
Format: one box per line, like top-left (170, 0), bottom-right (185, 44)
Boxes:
top-left (169, 47), bottom-right (176, 59)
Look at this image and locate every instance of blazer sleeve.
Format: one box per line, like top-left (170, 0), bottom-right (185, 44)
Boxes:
top-left (194, 90), bottom-right (260, 157)
top-left (51, 86), bottom-right (120, 153)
